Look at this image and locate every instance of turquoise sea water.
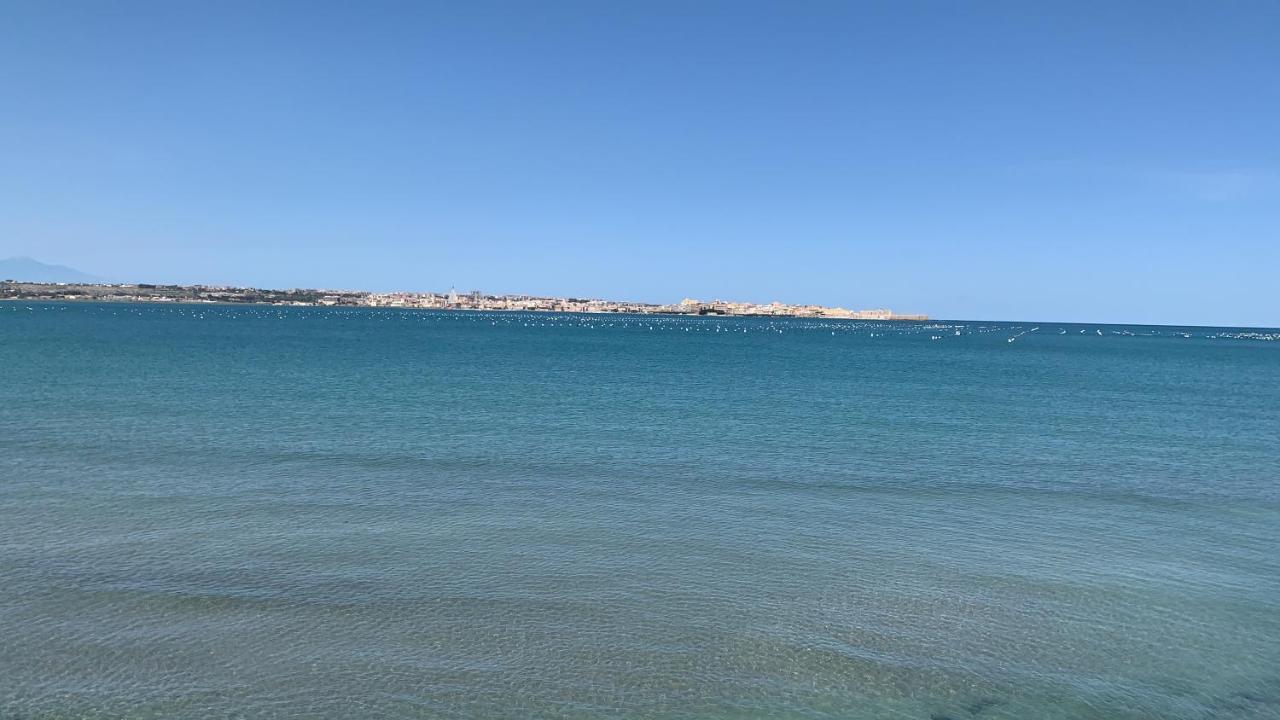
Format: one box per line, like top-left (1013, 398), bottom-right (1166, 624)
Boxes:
top-left (2, 302), bottom-right (1278, 720)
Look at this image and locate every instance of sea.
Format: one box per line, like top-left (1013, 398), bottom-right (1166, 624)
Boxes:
top-left (2, 301), bottom-right (1278, 720)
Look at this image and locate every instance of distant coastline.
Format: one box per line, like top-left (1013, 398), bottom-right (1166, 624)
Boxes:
top-left (0, 281), bottom-right (928, 320)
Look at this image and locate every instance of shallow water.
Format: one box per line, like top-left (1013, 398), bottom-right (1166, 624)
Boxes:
top-left (2, 302), bottom-right (1278, 719)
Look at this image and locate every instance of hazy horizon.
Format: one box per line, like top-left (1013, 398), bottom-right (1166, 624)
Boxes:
top-left (7, 254), bottom-right (1280, 330)
top-left (3, 1), bottom-right (1278, 326)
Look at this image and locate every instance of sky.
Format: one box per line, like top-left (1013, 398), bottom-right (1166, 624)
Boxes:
top-left (2, 1), bottom-right (1277, 325)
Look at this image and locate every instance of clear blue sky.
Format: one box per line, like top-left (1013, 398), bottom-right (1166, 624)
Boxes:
top-left (2, 1), bottom-right (1277, 325)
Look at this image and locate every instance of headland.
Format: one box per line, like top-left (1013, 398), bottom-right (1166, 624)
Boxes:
top-left (0, 281), bottom-right (927, 320)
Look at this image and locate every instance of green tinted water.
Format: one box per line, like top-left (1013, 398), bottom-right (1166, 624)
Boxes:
top-left (2, 303), bottom-right (1277, 718)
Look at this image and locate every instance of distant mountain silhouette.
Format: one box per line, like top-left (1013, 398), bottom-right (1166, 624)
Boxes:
top-left (0, 257), bottom-right (102, 283)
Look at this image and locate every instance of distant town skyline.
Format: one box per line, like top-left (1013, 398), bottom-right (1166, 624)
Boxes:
top-left (3, 276), bottom-right (932, 321)
top-left (2, 256), bottom-right (932, 319)
top-left (2, 2), bottom-right (1278, 327)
